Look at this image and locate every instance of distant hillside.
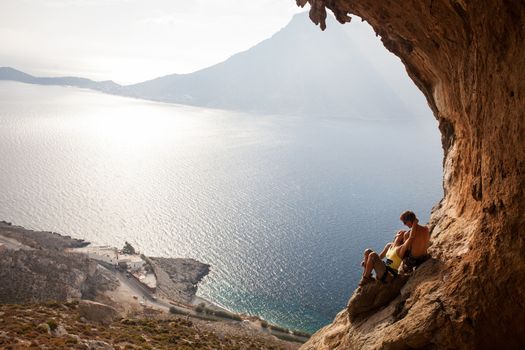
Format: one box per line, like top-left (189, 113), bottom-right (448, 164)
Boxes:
top-left (0, 13), bottom-right (423, 120)
top-left (0, 67), bottom-right (120, 93)
top-left (123, 13), bottom-right (414, 119)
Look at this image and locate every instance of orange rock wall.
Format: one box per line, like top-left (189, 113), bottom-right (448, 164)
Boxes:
top-left (297, 1), bottom-right (525, 349)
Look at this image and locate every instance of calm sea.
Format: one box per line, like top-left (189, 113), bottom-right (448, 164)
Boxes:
top-left (0, 81), bottom-right (443, 332)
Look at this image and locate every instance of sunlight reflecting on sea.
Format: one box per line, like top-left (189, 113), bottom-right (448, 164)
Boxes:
top-left (0, 82), bottom-right (443, 332)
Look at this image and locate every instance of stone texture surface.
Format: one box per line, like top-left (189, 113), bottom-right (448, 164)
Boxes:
top-left (150, 257), bottom-right (210, 303)
top-left (0, 248), bottom-right (118, 303)
top-left (0, 249), bottom-right (96, 303)
top-left (78, 300), bottom-right (119, 325)
top-left (347, 273), bottom-right (410, 321)
top-left (297, 1), bottom-right (525, 349)
top-left (0, 221), bottom-right (89, 250)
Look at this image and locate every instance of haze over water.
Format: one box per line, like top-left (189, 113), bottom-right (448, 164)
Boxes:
top-left (0, 81), bottom-right (443, 332)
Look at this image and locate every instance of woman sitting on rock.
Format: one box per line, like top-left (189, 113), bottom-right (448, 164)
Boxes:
top-left (359, 221), bottom-right (416, 286)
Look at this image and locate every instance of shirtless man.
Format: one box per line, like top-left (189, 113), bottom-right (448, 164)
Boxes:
top-left (358, 210), bottom-right (429, 286)
top-left (398, 211), bottom-right (430, 270)
top-left (359, 229), bottom-right (414, 286)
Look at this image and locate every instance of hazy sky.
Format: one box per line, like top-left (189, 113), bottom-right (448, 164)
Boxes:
top-left (0, 0), bottom-right (422, 108)
top-left (0, 0), bottom-right (303, 83)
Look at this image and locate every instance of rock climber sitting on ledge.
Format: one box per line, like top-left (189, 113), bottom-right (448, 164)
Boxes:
top-left (359, 211), bottom-right (429, 286)
top-left (359, 228), bottom-right (413, 286)
top-left (399, 211), bottom-right (430, 271)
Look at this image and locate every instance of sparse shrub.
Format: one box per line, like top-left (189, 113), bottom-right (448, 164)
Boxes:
top-left (122, 241), bottom-right (136, 255)
top-left (132, 334), bottom-right (146, 343)
top-left (65, 336), bottom-right (79, 344)
top-left (114, 334), bottom-right (129, 343)
top-left (47, 301), bottom-right (61, 309)
top-left (269, 324), bottom-right (290, 334)
top-left (213, 309), bottom-right (242, 321)
top-left (168, 335), bottom-right (180, 344)
top-left (36, 323), bottom-right (50, 334)
top-left (169, 306), bottom-right (189, 316)
top-left (46, 319), bottom-right (58, 331)
top-left (194, 302), bottom-right (206, 313)
top-left (121, 318), bottom-right (138, 325)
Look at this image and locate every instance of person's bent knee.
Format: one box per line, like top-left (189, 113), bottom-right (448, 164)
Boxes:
top-left (364, 248), bottom-right (373, 255)
top-left (369, 252), bottom-right (380, 261)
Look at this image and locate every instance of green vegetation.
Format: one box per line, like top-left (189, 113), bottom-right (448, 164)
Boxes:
top-left (140, 254), bottom-right (154, 273)
top-left (194, 302), bottom-right (206, 313)
top-left (211, 309), bottom-right (242, 321)
top-left (269, 324), bottom-right (290, 334)
top-left (37, 323), bottom-right (50, 334)
top-left (169, 306), bottom-right (190, 316)
top-left (192, 303), bottom-right (242, 321)
top-left (46, 319), bottom-right (58, 331)
top-left (122, 241), bottom-right (136, 255)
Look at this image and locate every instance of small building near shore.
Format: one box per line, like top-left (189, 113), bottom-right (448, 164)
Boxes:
top-left (118, 255), bottom-right (144, 272)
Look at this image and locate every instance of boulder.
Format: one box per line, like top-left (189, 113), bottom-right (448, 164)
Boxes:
top-left (51, 324), bottom-right (68, 337)
top-left (347, 274), bottom-right (409, 321)
top-left (78, 300), bottom-right (118, 325)
top-left (36, 322), bottom-right (51, 334)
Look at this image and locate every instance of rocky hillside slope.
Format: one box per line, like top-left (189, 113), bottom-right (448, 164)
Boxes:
top-left (0, 249), bottom-right (118, 303)
top-left (296, 1), bottom-right (525, 349)
top-left (0, 301), bottom-right (298, 349)
top-left (150, 257), bottom-right (210, 304)
top-left (0, 222), bottom-right (117, 303)
top-left (0, 222), bottom-right (306, 348)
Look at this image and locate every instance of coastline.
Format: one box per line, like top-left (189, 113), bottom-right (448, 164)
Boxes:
top-left (0, 220), bottom-right (310, 343)
top-left (0, 220), bottom-right (212, 307)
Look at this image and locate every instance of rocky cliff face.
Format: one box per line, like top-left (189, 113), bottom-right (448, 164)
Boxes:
top-left (150, 257), bottom-right (210, 303)
top-left (296, 1), bottom-right (525, 349)
top-left (0, 249), bottom-right (117, 303)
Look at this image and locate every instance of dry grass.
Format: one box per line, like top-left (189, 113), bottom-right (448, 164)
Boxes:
top-left (0, 301), bottom-right (297, 350)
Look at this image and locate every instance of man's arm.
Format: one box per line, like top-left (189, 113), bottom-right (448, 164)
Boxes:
top-left (397, 222), bottom-right (418, 258)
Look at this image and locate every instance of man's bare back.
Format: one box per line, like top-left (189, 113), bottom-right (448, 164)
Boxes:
top-left (406, 221), bottom-right (430, 257)
top-left (399, 210), bottom-right (430, 257)
top-left (399, 211), bottom-right (430, 270)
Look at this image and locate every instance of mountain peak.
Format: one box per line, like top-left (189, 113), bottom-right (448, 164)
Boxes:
top-left (0, 17), bottom-right (426, 120)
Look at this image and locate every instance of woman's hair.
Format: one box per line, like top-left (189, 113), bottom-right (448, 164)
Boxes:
top-left (394, 233), bottom-right (405, 246)
top-left (400, 210), bottom-right (416, 223)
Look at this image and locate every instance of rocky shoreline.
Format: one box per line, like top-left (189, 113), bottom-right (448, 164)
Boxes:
top-left (0, 220), bottom-right (309, 348)
top-left (0, 221), bottom-right (210, 305)
top-left (150, 256), bottom-right (210, 304)
top-left (0, 220), bottom-right (89, 250)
